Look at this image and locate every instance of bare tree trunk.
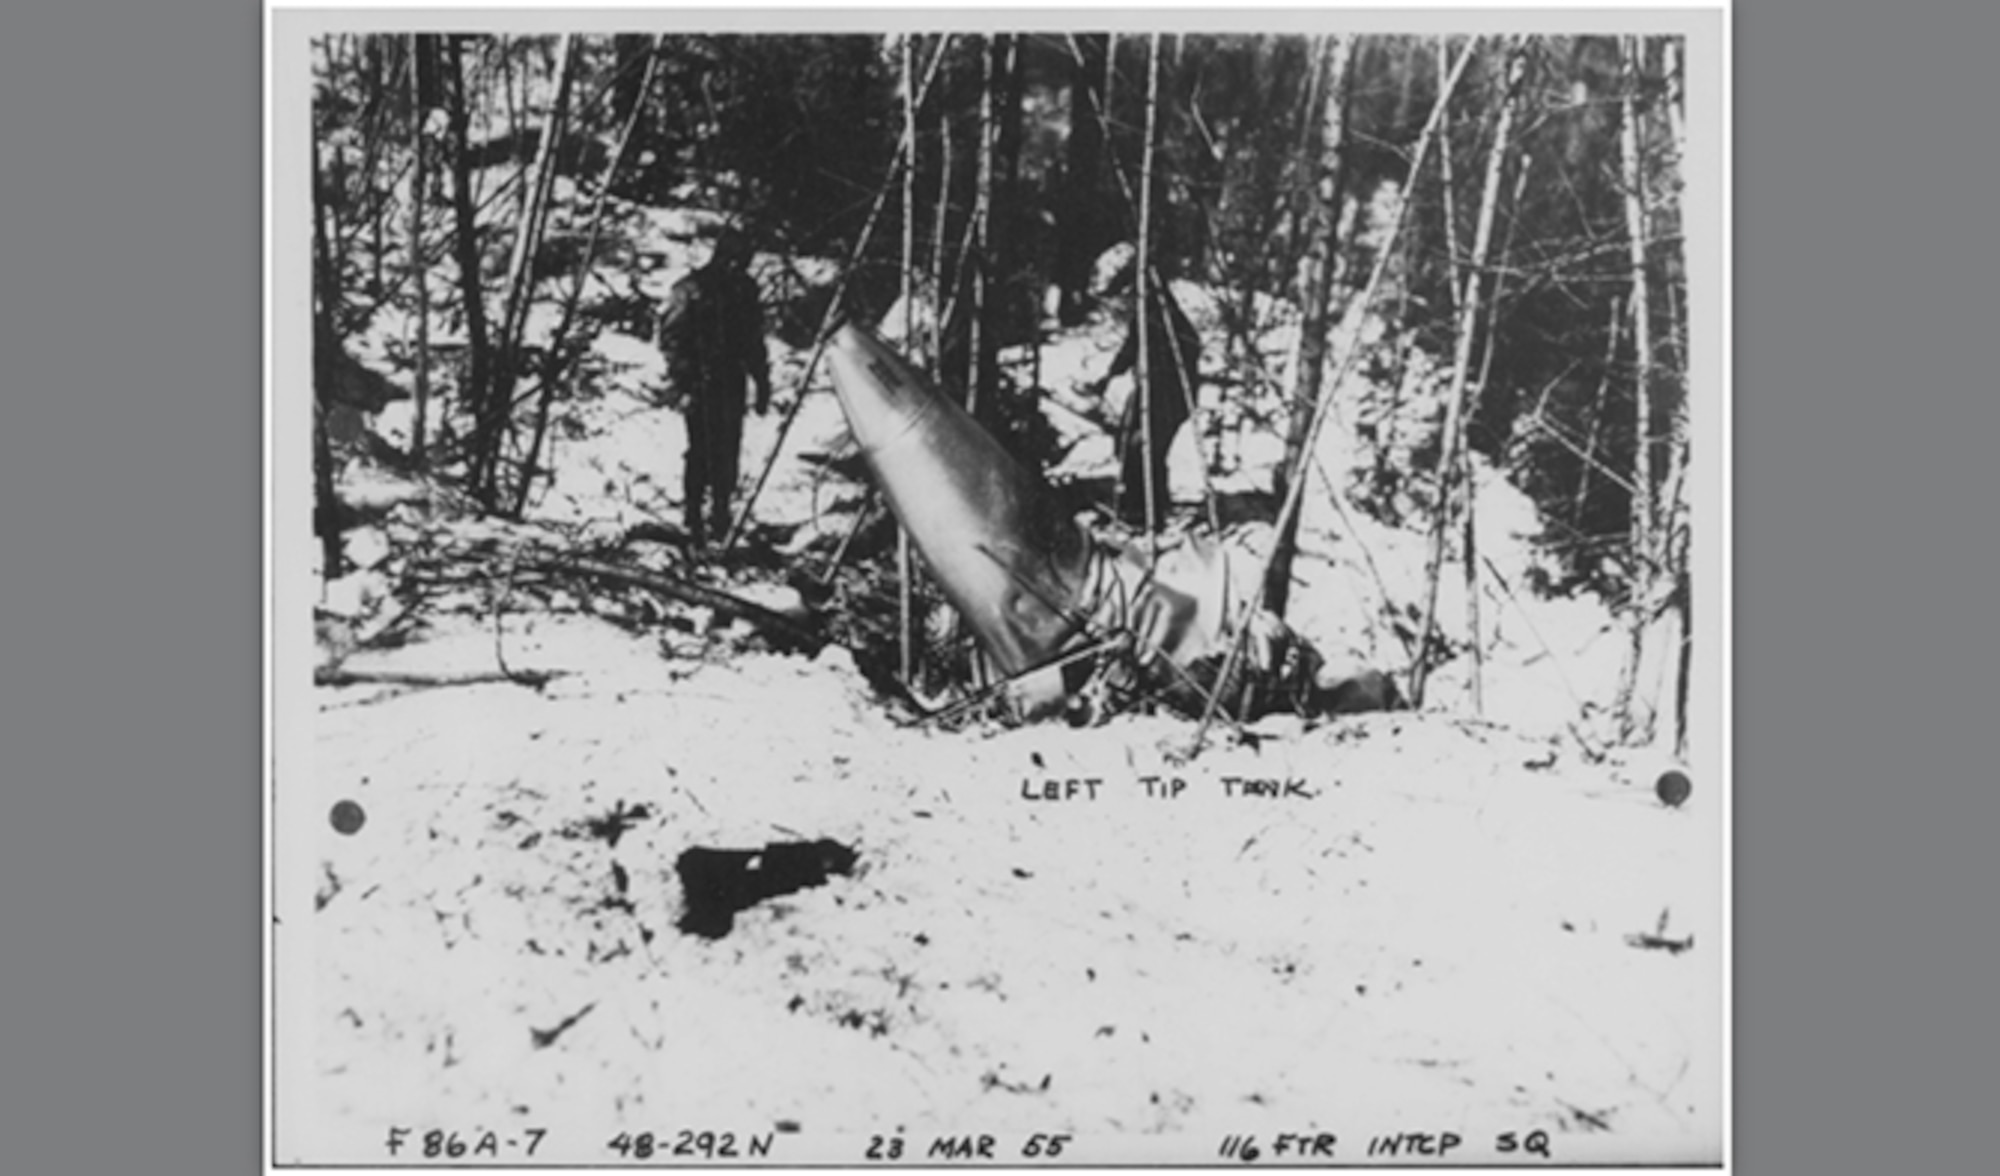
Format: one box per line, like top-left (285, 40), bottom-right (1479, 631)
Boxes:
top-left (1659, 33), bottom-right (1693, 757)
top-left (1281, 45), bottom-right (1328, 281)
top-left (1656, 40), bottom-right (1693, 573)
top-left (1263, 34), bottom-right (1352, 617)
top-left (443, 34), bottom-right (493, 486)
top-left (512, 34), bottom-right (651, 519)
top-left (1575, 294), bottom-right (1622, 525)
top-left (1621, 34), bottom-right (1657, 585)
top-left (1191, 40), bottom-right (1477, 752)
top-left (503, 39), bottom-right (524, 224)
top-left (1376, 211), bottom-right (1420, 502)
top-left (1614, 33), bottom-right (1658, 742)
top-left (1460, 161), bottom-right (1529, 716)
top-left (1664, 36), bottom-right (1688, 179)
top-left (312, 138), bottom-right (345, 580)
top-left (1057, 35), bottom-right (1106, 326)
top-left (899, 33), bottom-right (918, 687)
top-left (479, 33), bottom-right (576, 509)
top-left (326, 143), bottom-right (347, 300)
top-left (368, 58), bottom-right (390, 316)
top-left (1394, 36), bottom-right (1417, 131)
top-left (995, 33), bottom-right (1025, 262)
top-left (1658, 311), bottom-right (1690, 575)
top-left (995, 35), bottom-right (1026, 401)
top-left (929, 90), bottom-right (951, 372)
top-left (1673, 520), bottom-right (1692, 759)
top-left (1103, 34), bottom-right (1118, 146)
top-left (408, 34), bottom-right (432, 467)
top-left (612, 33), bottom-right (651, 126)
top-left (1435, 38), bottom-right (1460, 320)
top-left (720, 43), bottom-right (953, 552)
top-left (1463, 477), bottom-right (1483, 715)
top-left (346, 37), bottom-right (394, 315)
top-left (967, 35), bottom-right (995, 418)
top-left (1410, 41), bottom-right (1523, 710)
top-left (1132, 35), bottom-right (1163, 548)
top-left (371, 181), bottom-right (386, 309)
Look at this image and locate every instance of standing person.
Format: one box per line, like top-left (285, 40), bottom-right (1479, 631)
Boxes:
top-left (656, 227), bottom-right (773, 549)
top-left (1082, 256), bottom-right (1203, 529)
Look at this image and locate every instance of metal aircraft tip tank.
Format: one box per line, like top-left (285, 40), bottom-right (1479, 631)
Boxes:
top-left (824, 321), bottom-right (1401, 725)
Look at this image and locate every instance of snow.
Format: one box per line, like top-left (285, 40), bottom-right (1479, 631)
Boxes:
top-left (302, 619), bottom-right (1719, 1161)
top-left (291, 225), bottom-right (1720, 1165)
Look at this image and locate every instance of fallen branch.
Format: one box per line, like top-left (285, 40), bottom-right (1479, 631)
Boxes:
top-left (314, 667), bottom-right (563, 689)
top-left (1625, 931), bottom-right (1695, 955)
top-left (545, 557), bottom-right (825, 652)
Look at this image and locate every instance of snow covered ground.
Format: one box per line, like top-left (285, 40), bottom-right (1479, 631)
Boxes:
top-left (282, 228), bottom-right (1723, 1167)
top-left (297, 621), bottom-right (1720, 1165)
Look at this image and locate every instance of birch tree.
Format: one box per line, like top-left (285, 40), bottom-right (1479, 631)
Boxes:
top-left (312, 135), bottom-right (345, 579)
top-left (407, 34), bottom-right (433, 466)
top-left (1613, 33), bottom-right (1658, 741)
top-left (512, 35), bottom-right (655, 518)
top-left (1193, 40), bottom-right (1476, 752)
top-left (967, 34), bottom-right (995, 418)
top-left (1057, 35), bottom-right (1108, 326)
top-left (1410, 42), bottom-right (1524, 709)
top-left (1263, 34), bottom-right (1352, 617)
top-left (899, 33), bottom-right (918, 686)
top-left (476, 33), bottom-right (577, 507)
top-left (1135, 33), bottom-right (1164, 544)
top-left (442, 34), bottom-right (493, 489)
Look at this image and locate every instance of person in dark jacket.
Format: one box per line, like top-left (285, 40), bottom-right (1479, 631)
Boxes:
top-left (656, 228), bottom-right (773, 548)
top-left (1082, 259), bottom-right (1203, 529)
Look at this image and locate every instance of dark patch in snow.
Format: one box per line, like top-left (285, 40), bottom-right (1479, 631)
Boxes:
top-left (675, 838), bottom-right (860, 939)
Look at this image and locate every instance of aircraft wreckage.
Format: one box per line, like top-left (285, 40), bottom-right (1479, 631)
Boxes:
top-left (823, 323), bottom-right (1401, 726)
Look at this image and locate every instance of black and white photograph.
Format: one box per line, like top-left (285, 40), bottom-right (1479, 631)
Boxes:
top-left (266, 4), bottom-right (1730, 1169)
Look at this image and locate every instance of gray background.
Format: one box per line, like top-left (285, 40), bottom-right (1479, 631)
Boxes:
top-left (0, 1), bottom-right (1991, 1173)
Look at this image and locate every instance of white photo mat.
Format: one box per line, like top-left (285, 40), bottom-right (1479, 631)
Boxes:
top-left (266, 4), bottom-right (1732, 1171)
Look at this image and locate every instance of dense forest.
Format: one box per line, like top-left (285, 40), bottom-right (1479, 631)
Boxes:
top-left (308, 31), bottom-right (1694, 753)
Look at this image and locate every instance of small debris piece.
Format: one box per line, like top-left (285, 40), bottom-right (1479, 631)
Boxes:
top-left (675, 839), bottom-right (859, 939)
